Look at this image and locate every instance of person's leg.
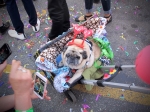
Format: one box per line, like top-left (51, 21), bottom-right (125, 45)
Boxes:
top-left (85, 0), bottom-right (93, 16)
top-left (62, 0), bottom-right (70, 32)
top-left (21, 0), bottom-right (40, 32)
top-left (5, 0), bottom-right (24, 33)
top-left (101, 0), bottom-right (111, 15)
top-left (5, 0), bottom-right (25, 39)
top-left (48, 0), bottom-right (65, 40)
top-left (75, 0), bottom-right (93, 22)
top-left (101, 0), bottom-right (112, 24)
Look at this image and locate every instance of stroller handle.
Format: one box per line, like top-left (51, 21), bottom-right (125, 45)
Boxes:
top-left (80, 80), bottom-right (150, 94)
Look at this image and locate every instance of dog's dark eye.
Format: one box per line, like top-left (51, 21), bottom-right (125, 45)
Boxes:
top-left (80, 51), bottom-right (87, 59)
top-left (66, 53), bottom-right (70, 57)
top-left (76, 56), bottom-right (80, 59)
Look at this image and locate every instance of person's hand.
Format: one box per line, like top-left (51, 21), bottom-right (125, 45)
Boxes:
top-left (9, 60), bottom-right (33, 96)
top-left (31, 89), bottom-right (51, 100)
top-left (30, 80), bottom-right (51, 100)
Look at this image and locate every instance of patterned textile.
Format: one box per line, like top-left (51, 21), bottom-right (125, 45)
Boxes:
top-left (36, 17), bottom-right (106, 67)
top-left (35, 17), bottom-right (109, 92)
top-left (82, 17), bottom-right (101, 33)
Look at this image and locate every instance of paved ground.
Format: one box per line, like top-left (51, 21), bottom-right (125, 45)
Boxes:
top-left (0, 0), bottom-right (150, 112)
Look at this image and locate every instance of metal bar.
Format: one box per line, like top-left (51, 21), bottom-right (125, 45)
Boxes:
top-left (130, 85), bottom-right (150, 94)
top-left (80, 80), bottom-right (150, 94)
top-left (101, 65), bottom-right (135, 73)
top-left (121, 65), bottom-right (136, 68)
top-left (80, 80), bottom-right (97, 86)
top-left (101, 65), bottom-right (135, 69)
top-left (102, 82), bottom-right (131, 90)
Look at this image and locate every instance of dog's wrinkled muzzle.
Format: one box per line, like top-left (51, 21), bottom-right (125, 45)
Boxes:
top-left (66, 55), bottom-right (80, 66)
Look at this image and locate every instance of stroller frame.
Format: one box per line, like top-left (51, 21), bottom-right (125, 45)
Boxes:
top-left (34, 28), bottom-right (150, 102)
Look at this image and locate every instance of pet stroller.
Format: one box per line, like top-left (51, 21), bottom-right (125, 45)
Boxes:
top-left (34, 16), bottom-right (150, 102)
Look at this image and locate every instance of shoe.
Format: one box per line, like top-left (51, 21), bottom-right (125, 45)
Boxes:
top-left (75, 15), bottom-right (92, 22)
top-left (0, 22), bottom-right (10, 35)
top-left (32, 19), bottom-right (40, 32)
top-left (0, 0), bottom-right (5, 8)
top-left (104, 14), bottom-right (112, 25)
top-left (8, 30), bottom-right (26, 40)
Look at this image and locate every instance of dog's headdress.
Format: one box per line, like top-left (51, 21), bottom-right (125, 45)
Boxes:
top-left (67, 24), bottom-right (93, 48)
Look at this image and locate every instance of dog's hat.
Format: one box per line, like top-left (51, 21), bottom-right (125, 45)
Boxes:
top-left (67, 24), bottom-right (93, 48)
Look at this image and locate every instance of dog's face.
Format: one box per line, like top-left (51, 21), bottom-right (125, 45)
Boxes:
top-left (63, 46), bottom-right (87, 66)
top-left (62, 39), bottom-right (91, 69)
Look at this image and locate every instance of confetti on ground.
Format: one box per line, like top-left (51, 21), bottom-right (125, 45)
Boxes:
top-left (120, 33), bottom-right (126, 40)
top-left (95, 94), bottom-right (100, 101)
top-left (14, 56), bottom-right (17, 58)
top-left (81, 108), bottom-right (83, 112)
top-left (116, 26), bottom-right (119, 30)
top-left (0, 35), bottom-right (4, 39)
top-left (0, 82), bottom-right (4, 87)
top-left (120, 94), bottom-right (125, 100)
top-left (83, 108), bottom-right (88, 112)
top-left (119, 46), bottom-right (124, 51)
top-left (134, 41), bottom-right (138, 44)
top-left (28, 53), bottom-right (32, 57)
top-left (25, 41), bottom-right (35, 49)
top-left (8, 85), bottom-right (12, 88)
top-left (11, 41), bottom-right (14, 47)
top-left (62, 98), bottom-right (68, 104)
top-left (24, 64), bottom-right (29, 68)
top-left (82, 104), bottom-right (90, 109)
top-left (121, 89), bottom-right (125, 92)
top-left (37, 9), bottom-right (47, 18)
top-left (136, 47), bottom-right (139, 50)
top-left (125, 51), bottom-right (129, 56)
top-left (70, 108), bottom-right (72, 112)
top-left (107, 93), bottom-right (110, 97)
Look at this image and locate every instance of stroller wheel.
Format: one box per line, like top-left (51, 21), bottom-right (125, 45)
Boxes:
top-left (64, 90), bottom-right (77, 103)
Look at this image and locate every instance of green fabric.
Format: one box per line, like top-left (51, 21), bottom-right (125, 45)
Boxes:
top-left (82, 61), bottom-right (103, 91)
top-left (81, 37), bottom-right (113, 91)
top-left (93, 38), bottom-right (114, 60)
top-left (94, 60), bottom-right (102, 69)
top-left (15, 107), bottom-right (33, 112)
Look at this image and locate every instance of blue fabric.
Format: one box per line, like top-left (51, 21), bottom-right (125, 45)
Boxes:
top-left (52, 66), bottom-right (70, 76)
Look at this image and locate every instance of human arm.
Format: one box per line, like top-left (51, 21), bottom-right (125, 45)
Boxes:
top-left (9, 60), bottom-right (33, 111)
top-left (0, 95), bottom-right (15, 112)
top-left (0, 60), bottom-right (50, 111)
top-left (0, 89), bottom-right (50, 112)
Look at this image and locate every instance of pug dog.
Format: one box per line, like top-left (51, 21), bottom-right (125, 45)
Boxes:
top-left (61, 39), bottom-right (101, 84)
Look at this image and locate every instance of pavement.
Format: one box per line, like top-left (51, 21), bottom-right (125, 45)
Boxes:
top-left (0, 0), bottom-right (150, 112)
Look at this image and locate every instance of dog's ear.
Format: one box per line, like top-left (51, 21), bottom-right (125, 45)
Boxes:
top-left (63, 46), bottom-right (68, 53)
top-left (80, 51), bottom-right (87, 59)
